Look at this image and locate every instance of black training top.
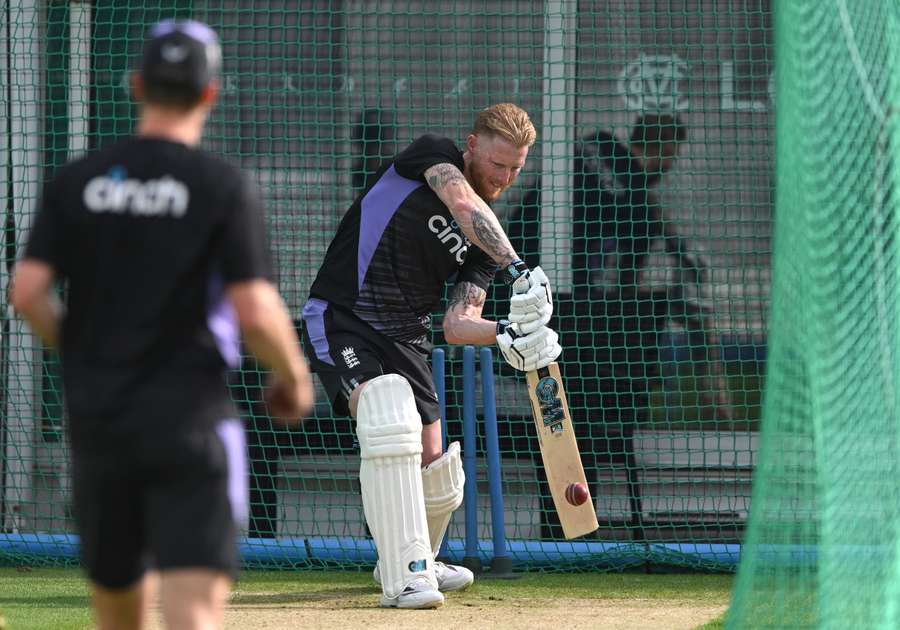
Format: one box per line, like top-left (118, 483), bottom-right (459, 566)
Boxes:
top-left (306, 134), bottom-right (498, 344)
top-left (24, 136), bottom-right (271, 438)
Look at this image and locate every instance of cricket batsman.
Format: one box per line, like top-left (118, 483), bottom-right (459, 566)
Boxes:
top-left (301, 103), bottom-right (562, 608)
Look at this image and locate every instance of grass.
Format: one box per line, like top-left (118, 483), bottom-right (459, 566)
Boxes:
top-left (0, 568), bottom-right (92, 630)
top-left (0, 567), bottom-right (734, 629)
top-left (231, 567), bottom-right (734, 601)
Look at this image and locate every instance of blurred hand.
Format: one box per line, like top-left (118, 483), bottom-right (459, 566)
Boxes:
top-left (265, 374), bottom-right (314, 426)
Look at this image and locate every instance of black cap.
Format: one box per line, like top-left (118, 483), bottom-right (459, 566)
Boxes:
top-left (140, 20), bottom-right (221, 101)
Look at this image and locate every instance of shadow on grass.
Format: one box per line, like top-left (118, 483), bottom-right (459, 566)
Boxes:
top-left (0, 595), bottom-right (89, 608)
top-left (229, 585), bottom-right (377, 607)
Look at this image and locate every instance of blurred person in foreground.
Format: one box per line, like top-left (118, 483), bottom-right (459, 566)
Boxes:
top-left (11, 19), bottom-right (312, 630)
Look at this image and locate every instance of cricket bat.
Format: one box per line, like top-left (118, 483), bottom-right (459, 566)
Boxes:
top-left (526, 362), bottom-right (600, 539)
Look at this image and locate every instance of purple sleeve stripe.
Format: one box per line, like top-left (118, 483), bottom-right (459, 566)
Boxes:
top-left (301, 298), bottom-right (335, 365)
top-left (207, 274), bottom-right (241, 369)
top-left (357, 165), bottom-right (423, 292)
top-left (215, 419), bottom-right (249, 530)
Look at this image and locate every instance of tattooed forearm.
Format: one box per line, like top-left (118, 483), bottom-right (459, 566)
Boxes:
top-left (424, 162), bottom-right (518, 265)
top-left (427, 163), bottom-right (467, 191)
top-left (442, 279), bottom-right (497, 345)
top-left (448, 281), bottom-right (486, 311)
top-left (470, 210), bottom-right (517, 264)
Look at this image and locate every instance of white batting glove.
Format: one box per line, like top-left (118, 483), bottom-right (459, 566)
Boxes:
top-left (502, 263), bottom-right (553, 335)
top-left (496, 320), bottom-right (562, 372)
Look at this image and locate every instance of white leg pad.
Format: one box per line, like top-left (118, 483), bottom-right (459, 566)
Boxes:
top-left (421, 441), bottom-right (465, 557)
top-left (357, 374), bottom-right (436, 599)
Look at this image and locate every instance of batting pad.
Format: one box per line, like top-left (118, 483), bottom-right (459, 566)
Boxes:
top-left (421, 441), bottom-right (465, 557)
top-left (356, 374), bottom-right (436, 598)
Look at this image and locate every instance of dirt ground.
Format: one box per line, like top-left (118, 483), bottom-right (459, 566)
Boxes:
top-left (147, 591), bottom-right (726, 630)
top-left (221, 599), bottom-right (725, 629)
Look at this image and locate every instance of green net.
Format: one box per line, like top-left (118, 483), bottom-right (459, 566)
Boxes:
top-left (2, 2), bottom-right (772, 572)
top-left (728, 1), bottom-right (900, 627)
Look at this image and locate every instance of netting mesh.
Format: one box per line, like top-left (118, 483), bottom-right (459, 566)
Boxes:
top-left (728, 1), bottom-right (900, 627)
top-left (2, 2), bottom-right (772, 572)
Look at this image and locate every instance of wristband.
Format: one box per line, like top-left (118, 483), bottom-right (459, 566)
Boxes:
top-left (496, 319), bottom-right (511, 336)
top-left (499, 259), bottom-right (529, 285)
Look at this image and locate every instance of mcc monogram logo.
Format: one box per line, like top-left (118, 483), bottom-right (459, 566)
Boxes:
top-left (618, 54), bottom-right (690, 112)
top-left (535, 376), bottom-right (564, 434)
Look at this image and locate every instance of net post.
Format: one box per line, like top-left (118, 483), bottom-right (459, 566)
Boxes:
top-left (2, 0), bottom-right (42, 535)
top-left (540, 0), bottom-right (575, 292)
top-left (67, 0), bottom-right (91, 160)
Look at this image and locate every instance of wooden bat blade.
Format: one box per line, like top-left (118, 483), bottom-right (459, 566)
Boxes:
top-left (526, 362), bottom-right (599, 539)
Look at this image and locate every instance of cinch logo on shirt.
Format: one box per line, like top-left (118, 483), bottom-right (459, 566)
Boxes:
top-left (427, 215), bottom-right (468, 264)
top-left (83, 166), bottom-right (190, 218)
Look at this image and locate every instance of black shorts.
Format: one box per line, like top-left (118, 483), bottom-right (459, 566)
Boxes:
top-left (71, 418), bottom-right (248, 589)
top-left (301, 299), bottom-right (440, 424)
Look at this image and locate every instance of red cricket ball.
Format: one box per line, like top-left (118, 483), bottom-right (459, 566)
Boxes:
top-left (565, 482), bottom-right (589, 506)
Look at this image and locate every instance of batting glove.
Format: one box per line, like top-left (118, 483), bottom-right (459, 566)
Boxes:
top-left (496, 320), bottom-right (562, 372)
top-left (500, 261), bottom-right (553, 335)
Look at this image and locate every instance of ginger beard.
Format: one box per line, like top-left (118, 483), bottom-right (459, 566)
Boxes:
top-left (466, 160), bottom-right (510, 203)
top-left (464, 134), bottom-right (528, 204)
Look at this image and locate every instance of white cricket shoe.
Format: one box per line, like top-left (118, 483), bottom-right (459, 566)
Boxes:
top-left (433, 561), bottom-right (474, 592)
top-left (379, 577), bottom-right (444, 609)
top-left (374, 561), bottom-right (474, 593)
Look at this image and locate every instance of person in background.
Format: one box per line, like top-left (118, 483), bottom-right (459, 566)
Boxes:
top-left (508, 113), bottom-right (732, 539)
